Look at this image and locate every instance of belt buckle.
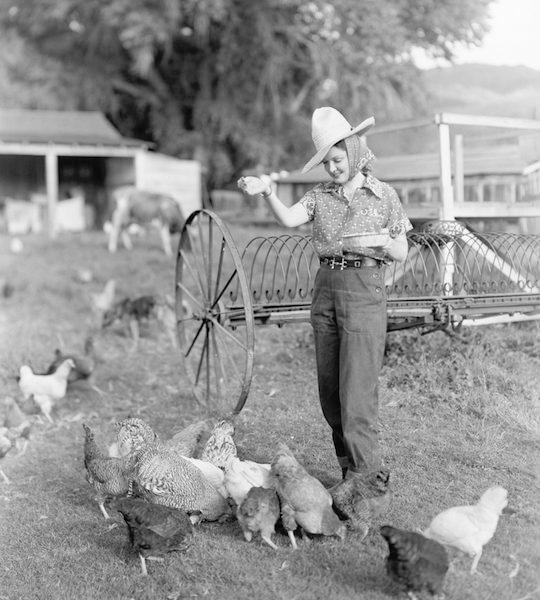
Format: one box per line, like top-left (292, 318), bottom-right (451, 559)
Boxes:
top-left (329, 257), bottom-right (346, 270)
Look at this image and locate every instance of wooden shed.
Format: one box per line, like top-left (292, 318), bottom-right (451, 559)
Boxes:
top-left (0, 109), bottom-right (202, 235)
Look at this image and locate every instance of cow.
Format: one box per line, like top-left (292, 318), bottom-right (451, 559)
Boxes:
top-left (106, 186), bottom-right (186, 257)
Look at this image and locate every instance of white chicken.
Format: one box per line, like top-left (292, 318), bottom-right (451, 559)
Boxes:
top-left (18, 359), bottom-right (74, 423)
top-left (423, 485), bottom-right (508, 574)
top-left (90, 279), bottom-right (116, 316)
top-left (223, 456), bottom-right (272, 508)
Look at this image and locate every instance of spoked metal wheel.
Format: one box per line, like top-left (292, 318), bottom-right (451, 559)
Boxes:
top-left (175, 210), bottom-right (255, 415)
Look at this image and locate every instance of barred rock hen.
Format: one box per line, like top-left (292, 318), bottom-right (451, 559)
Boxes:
top-left (271, 443), bottom-right (346, 549)
top-left (380, 525), bottom-right (449, 600)
top-left (423, 485), bottom-right (508, 574)
top-left (237, 486), bottom-right (280, 550)
top-left (116, 418), bottom-right (231, 522)
top-left (83, 423), bottom-right (134, 519)
top-left (114, 497), bottom-right (193, 576)
top-left (330, 470), bottom-right (393, 539)
top-left (198, 418), bottom-right (237, 468)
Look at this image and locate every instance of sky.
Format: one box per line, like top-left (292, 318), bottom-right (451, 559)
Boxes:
top-left (415, 0), bottom-right (540, 71)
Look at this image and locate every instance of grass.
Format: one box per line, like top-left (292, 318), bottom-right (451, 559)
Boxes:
top-left (1, 225), bottom-right (539, 600)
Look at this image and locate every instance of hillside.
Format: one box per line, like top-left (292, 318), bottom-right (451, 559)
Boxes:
top-left (422, 63), bottom-right (540, 119)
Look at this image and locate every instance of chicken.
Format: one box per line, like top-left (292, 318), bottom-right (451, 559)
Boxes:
top-left (3, 396), bottom-right (32, 455)
top-left (113, 497), bottom-right (193, 576)
top-left (197, 418), bottom-right (237, 468)
top-left (237, 486), bottom-right (281, 550)
top-left (18, 359), bottom-right (74, 423)
top-left (380, 525), bottom-right (449, 600)
top-left (46, 336), bottom-right (96, 383)
top-left (223, 456), bottom-right (272, 508)
top-left (91, 279), bottom-right (116, 315)
top-left (165, 418), bottom-right (215, 457)
top-left (116, 418), bottom-right (231, 522)
top-left (330, 470), bottom-right (393, 539)
top-left (0, 427), bottom-right (15, 483)
top-left (270, 443), bottom-right (346, 549)
top-left (83, 423), bottom-right (134, 519)
top-left (183, 456), bottom-right (228, 498)
top-left (423, 485), bottom-right (509, 574)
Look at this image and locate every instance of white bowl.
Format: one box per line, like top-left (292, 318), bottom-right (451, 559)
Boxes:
top-left (342, 232), bottom-right (388, 249)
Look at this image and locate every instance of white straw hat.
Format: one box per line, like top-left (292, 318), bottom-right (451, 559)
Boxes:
top-left (302, 107), bottom-right (375, 173)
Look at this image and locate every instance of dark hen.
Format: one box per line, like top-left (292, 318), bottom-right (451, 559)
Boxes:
top-left (237, 486), bottom-right (280, 550)
top-left (330, 470), bottom-right (392, 539)
top-left (380, 525), bottom-right (449, 599)
top-left (46, 336), bottom-right (96, 383)
top-left (114, 497), bottom-right (193, 575)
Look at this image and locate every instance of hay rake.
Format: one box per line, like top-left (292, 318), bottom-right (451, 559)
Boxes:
top-left (175, 210), bottom-right (540, 414)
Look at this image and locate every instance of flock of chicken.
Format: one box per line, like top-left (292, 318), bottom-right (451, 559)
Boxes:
top-left (1, 278), bottom-right (510, 598)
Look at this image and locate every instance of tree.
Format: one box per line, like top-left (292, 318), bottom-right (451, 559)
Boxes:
top-left (0, 0), bottom-right (494, 187)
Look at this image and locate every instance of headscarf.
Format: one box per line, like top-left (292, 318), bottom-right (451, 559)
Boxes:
top-left (344, 134), bottom-right (375, 180)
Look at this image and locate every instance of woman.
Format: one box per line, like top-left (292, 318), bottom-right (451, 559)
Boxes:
top-left (238, 107), bottom-right (412, 487)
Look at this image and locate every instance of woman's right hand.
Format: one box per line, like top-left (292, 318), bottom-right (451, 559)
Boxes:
top-left (237, 176), bottom-right (270, 196)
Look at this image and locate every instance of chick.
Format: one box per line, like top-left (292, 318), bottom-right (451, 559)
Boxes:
top-left (330, 470), bottom-right (392, 539)
top-left (198, 418), bottom-right (237, 469)
top-left (3, 396), bottom-right (32, 455)
top-left (116, 418), bottom-right (231, 522)
top-left (18, 359), bottom-right (74, 423)
top-left (271, 443), bottom-right (346, 549)
top-left (114, 497), bottom-right (193, 576)
top-left (237, 486), bottom-right (281, 550)
top-left (83, 423), bottom-right (134, 519)
top-left (380, 525), bottom-right (449, 600)
top-left (223, 456), bottom-right (272, 508)
top-left (423, 485), bottom-right (508, 574)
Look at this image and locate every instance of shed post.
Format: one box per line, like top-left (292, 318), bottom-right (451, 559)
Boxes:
top-left (436, 115), bottom-right (454, 220)
top-left (45, 150), bottom-right (59, 238)
top-left (454, 134), bottom-right (464, 204)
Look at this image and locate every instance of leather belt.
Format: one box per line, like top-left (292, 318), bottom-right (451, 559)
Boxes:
top-left (320, 256), bottom-right (382, 270)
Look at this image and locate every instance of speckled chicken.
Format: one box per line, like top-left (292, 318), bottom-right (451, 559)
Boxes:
top-left (197, 418), bottom-right (237, 468)
top-left (116, 417), bottom-right (231, 522)
top-left (423, 485), bottom-right (508, 574)
top-left (83, 423), bottom-right (134, 519)
top-left (271, 443), bottom-right (346, 549)
top-left (114, 497), bottom-right (193, 576)
top-left (330, 470), bottom-right (393, 539)
top-left (380, 525), bottom-right (449, 600)
top-left (237, 486), bottom-right (281, 550)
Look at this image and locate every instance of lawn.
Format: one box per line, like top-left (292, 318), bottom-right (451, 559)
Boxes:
top-left (1, 223), bottom-right (539, 600)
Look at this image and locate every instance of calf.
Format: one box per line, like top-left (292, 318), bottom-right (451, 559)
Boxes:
top-left (107, 186), bottom-right (186, 257)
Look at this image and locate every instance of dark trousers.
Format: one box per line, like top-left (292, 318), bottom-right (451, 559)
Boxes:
top-left (311, 264), bottom-right (387, 475)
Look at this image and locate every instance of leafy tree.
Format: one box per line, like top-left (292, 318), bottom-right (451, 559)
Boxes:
top-left (0, 0), bottom-right (494, 187)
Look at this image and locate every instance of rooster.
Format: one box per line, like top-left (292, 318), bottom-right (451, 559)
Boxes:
top-left (380, 525), bottom-right (449, 599)
top-left (83, 423), bottom-right (134, 519)
top-left (18, 359), bottom-right (74, 423)
top-left (113, 497), bottom-right (193, 576)
top-left (271, 443), bottom-right (346, 549)
top-left (423, 485), bottom-right (508, 574)
top-left (237, 486), bottom-right (281, 550)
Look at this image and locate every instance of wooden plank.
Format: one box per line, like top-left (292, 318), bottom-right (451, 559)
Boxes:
top-left (438, 113), bottom-right (540, 130)
top-left (454, 202), bottom-right (540, 218)
top-left (0, 143), bottom-right (143, 157)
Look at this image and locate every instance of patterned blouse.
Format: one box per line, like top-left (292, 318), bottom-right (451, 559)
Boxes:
top-left (299, 174), bottom-right (413, 262)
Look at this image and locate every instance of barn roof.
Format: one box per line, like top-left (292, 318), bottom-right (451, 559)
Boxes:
top-left (0, 109), bottom-right (146, 147)
top-left (280, 144), bottom-right (528, 184)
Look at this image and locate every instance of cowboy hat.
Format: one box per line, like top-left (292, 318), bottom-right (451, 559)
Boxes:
top-left (302, 107), bottom-right (375, 173)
